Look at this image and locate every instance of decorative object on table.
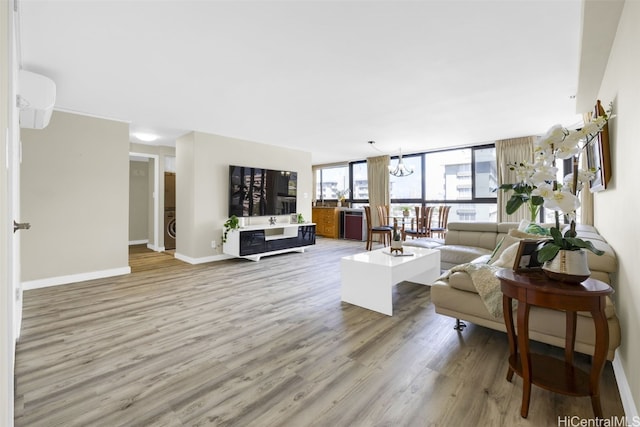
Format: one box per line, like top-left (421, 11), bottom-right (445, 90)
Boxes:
top-left (512, 239), bottom-right (544, 272)
top-left (390, 222), bottom-right (403, 254)
top-left (222, 215), bottom-right (239, 243)
top-left (402, 207), bottom-right (410, 217)
top-left (501, 101), bottom-right (614, 282)
top-left (541, 249), bottom-right (591, 283)
top-left (297, 213), bottom-right (304, 223)
top-left (336, 188), bottom-right (349, 207)
top-left (269, 216), bottom-right (277, 225)
top-left (290, 213), bottom-right (298, 224)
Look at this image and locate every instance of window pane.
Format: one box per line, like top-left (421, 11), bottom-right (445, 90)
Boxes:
top-left (425, 149), bottom-right (471, 201)
top-left (351, 162), bottom-right (368, 200)
top-left (474, 147), bottom-right (497, 198)
top-left (426, 203), bottom-right (498, 222)
top-left (315, 169), bottom-right (322, 200)
top-left (319, 166), bottom-right (349, 200)
top-left (389, 155), bottom-right (422, 199)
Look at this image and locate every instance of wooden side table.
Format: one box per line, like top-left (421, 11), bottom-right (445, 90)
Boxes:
top-left (496, 269), bottom-right (612, 419)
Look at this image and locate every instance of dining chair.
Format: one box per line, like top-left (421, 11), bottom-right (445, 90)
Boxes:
top-left (376, 205), bottom-right (393, 227)
top-left (364, 206), bottom-right (392, 250)
top-left (403, 206), bottom-right (433, 240)
top-left (430, 205), bottom-right (451, 239)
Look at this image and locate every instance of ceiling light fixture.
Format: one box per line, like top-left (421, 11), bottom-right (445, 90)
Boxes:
top-left (134, 132), bottom-right (158, 142)
top-left (368, 140), bottom-right (414, 177)
top-left (388, 148), bottom-right (414, 177)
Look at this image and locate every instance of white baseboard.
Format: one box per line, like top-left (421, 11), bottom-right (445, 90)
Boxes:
top-left (22, 267), bottom-right (132, 290)
top-left (174, 252), bottom-right (231, 264)
top-left (129, 239), bottom-right (149, 245)
top-left (613, 350), bottom-right (639, 420)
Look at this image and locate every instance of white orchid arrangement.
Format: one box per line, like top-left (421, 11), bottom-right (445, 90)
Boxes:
top-left (501, 103), bottom-right (614, 263)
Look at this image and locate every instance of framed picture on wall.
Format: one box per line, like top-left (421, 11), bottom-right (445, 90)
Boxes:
top-left (587, 100), bottom-right (612, 192)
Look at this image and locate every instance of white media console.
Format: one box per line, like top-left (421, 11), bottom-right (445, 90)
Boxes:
top-left (223, 222), bottom-right (316, 261)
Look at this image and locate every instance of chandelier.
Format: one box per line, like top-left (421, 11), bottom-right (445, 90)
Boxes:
top-left (388, 148), bottom-right (414, 177)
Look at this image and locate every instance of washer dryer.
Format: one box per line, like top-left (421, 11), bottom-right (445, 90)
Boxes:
top-left (164, 210), bottom-right (176, 250)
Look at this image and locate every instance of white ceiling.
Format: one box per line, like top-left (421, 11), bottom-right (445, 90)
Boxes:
top-left (18, 0), bottom-right (587, 164)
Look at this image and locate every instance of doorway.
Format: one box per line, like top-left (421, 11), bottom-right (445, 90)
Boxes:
top-left (129, 152), bottom-right (160, 252)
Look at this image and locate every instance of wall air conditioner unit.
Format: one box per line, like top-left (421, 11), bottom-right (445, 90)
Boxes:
top-left (18, 70), bottom-right (56, 129)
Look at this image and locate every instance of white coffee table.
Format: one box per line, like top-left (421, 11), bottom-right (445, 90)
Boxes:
top-left (341, 246), bottom-right (441, 315)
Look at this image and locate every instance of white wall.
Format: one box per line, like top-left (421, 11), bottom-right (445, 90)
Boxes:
top-left (176, 131), bottom-right (312, 262)
top-left (593, 0), bottom-right (640, 415)
top-left (21, 111), bottom-right (130, 285)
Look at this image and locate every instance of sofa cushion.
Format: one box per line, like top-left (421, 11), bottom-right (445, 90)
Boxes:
top-left (402, 238), bottom-right (444, 250)
top-left (445, 222), bottom-right (499, 251)
top-left (438, 245), bottom-right (493, 267)
top-left (448, 271), bottom-right (477, 293)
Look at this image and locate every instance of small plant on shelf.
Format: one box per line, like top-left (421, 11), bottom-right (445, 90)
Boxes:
top-left (222, 215), bottom-right (239, 244)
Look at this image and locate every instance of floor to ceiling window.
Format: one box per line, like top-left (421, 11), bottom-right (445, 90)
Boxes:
top-left (315, 143), bottom-right (498, 222)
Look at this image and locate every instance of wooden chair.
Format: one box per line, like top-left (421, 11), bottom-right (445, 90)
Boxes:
top-left (364, 206), bottom-right (392, 251)
top-left (377, 205), bottom-right (394, 246)
top-left (376, 205), bottom-right (393, 227)
top-left (403, 206), bottom-right (433, 240)
top-left (430, 205), bottom-right (451, 239)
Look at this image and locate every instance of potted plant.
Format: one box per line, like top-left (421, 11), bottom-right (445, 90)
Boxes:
top-left (391, 223), bottom-right (403, 250)
top-left (222, 215), bottom-right (239, 244)
top-left (507, 104), bottom-right (614, 281)
top-left (336, 189), bottom-right (349, 207)
top-left (402, 207), bottom-right (411, 217)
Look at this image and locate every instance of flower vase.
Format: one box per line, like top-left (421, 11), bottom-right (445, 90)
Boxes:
top-left (542, 249), bottom-right (591, 283)
top-left (391, 239), bottom-right (402, 249)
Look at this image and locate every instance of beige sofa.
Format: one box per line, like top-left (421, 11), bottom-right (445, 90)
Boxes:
top-left (404, 221), bottom-right (621, 360)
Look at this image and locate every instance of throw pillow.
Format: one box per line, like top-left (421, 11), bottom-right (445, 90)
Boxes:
top-left (508, 228), bottom-right (546, 240)
top-left (517, 220), bottom-right (550, 236)
top-left (487, 234), bottom-right (520, 264)
top-left (490, 242), bottom-right (521, 268)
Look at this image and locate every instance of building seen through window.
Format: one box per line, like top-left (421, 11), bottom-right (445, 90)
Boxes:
top-left (315, 144), bottom-right (497, 222)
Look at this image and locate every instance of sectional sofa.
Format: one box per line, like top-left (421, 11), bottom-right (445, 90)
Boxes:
top-left (404, 221), bottom-right (621, 360)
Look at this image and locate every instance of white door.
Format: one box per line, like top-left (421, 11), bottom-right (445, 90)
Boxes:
top-left (2, 1), bottom-right (21, 424)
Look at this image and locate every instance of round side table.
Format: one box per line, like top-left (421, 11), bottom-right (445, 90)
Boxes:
top-left (496, 269), bottom-right (612, 419)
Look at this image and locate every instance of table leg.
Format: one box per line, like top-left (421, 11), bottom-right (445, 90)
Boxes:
top-left (565, 311), bottom-right (577, 364)
top-left (517, 301), bottom-right (531, 418)
top-left (590, 304), bottom-right (609, 419)
top-left (503, 294), bottom-right (516, 382)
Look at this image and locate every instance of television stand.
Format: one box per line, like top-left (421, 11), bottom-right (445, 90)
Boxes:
top-left (223, 223), bottom-right (316, 261)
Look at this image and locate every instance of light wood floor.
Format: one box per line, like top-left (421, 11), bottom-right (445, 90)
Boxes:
top-left (14, 238), bottom-right (625, 426)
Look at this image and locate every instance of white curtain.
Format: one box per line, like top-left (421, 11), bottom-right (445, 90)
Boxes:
top-left (366, 155), bottom-right (390, 227)
top-left (496, 136), bottom-right (535, 223)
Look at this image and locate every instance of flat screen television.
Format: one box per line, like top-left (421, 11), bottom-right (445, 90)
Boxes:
top-left (229, 165), bottom-right (297, 217)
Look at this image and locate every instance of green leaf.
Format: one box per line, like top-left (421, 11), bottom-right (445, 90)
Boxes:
top-left (505, 196), bottom-right (524, 214)
top-left (537, 244), bottom-right (560, 263)
top-left (530, 195), bottom-right (544, 206)
top-left (549, 227), bottom-right (564, 246)
top-left (564, 237), bottom-right (605, 255)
